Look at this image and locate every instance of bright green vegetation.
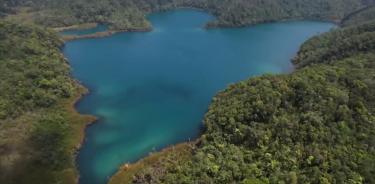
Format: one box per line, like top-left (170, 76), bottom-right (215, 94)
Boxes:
top-left (0, 21), bottom-right (90, 184)
top-left (3, 0), bottom-right (374, 30)
top-left (123, 20), bottom-right (375, 184)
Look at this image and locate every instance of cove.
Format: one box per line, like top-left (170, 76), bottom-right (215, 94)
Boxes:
top-left (62, 9), bottom-right (334, 184)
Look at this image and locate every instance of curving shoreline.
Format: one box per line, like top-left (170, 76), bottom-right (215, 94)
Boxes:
top-left (57, 19), bottom-right (338, 42)
top-left (63, 82), bottom-right (97, 183)
top-left (108, 142), bottom-right (195, 184)
top-left (53, 23), bottom-right (99, 32)
top-left (60, 27), bottom-right (152, 41)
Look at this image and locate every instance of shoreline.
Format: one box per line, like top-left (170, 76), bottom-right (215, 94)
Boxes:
top-left (205, 17), bottom-right (340, 29)
top-left (59, 19), bottom-right (336, 42)
top-left (68, 86), bottom-right (97, 183)
top-left (53, 23), bottom-right (99, 32)
top-left (55, 7), bottom-right (341, 42)
top-left (60, 27), bottom-right (152, 41)
top-left (60, 76), bottom-right (98, 183)
top-left (69, 85), bottom-right (97, 149)
top-left (108, 142), bottom-right (195, 184)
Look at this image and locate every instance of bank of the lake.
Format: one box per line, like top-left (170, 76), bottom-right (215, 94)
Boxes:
top-left (109, 142), bottom-right (194, 184)
top-left (62, 9), bottom-right (335, 184)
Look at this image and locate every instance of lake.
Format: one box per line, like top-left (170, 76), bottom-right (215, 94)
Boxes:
top-left (62, 9), bottom-right (334, 184)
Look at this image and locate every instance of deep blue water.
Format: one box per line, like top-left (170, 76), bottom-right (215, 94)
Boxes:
top-left (62, 10), bottom-right (334, 184)
top-left (61, 24), bottom-right (108, 35)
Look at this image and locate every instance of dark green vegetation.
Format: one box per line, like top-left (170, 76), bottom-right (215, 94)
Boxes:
top-left (123, 20), bottom-right (375, 184)
top-left (0, 21), bottom-right (91, 184)
top-left (2, 0), bottom-right (375, 30)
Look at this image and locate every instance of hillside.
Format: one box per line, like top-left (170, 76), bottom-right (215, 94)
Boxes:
top-left (110, 20), bottom-right (375, 184)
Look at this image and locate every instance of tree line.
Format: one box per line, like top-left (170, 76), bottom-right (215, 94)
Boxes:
top-left (4, 0), bottom-right (375, 30)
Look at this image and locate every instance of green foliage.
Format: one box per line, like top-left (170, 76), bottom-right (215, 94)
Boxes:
top-left (0, 21), bottom-right (75, 119)
top-left (31, 113), bottom-right (71, 169)
top-left (30, 0), bottom-right (177, 30)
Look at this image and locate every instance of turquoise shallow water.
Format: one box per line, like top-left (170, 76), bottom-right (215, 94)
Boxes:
top-left (62, 10), bottom-right (334, 184)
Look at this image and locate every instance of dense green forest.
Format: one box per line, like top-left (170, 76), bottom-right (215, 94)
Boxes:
top-left (115, 19), bottom-right (375, 184)
top-left (3, 0), bottom-right (375, 30)
top-left (0, 21), bottom-right (90, 184)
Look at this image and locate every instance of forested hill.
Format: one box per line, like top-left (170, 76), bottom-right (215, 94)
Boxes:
top-left (109, 19), bottom-right (375, 184)
top-left (3, 0), bottom-right (375, 30)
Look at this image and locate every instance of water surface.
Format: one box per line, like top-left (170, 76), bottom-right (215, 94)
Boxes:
top-left (63, 10), bottom-right (334, 184)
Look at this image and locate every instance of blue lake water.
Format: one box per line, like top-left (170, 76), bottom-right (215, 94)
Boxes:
top-left (62, 9), bottom-right (334, 184)
top-left (61, 24), bottom-right (108, 35)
